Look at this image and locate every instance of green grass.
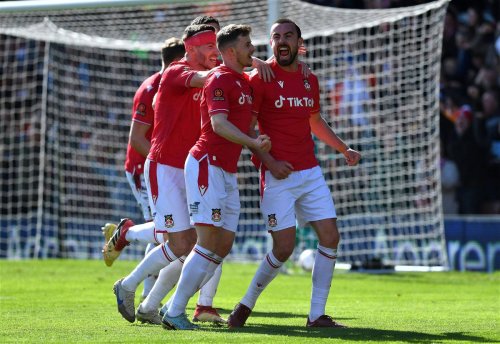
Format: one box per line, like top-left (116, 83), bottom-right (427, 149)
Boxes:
top-left (0, 260), bottom-right (498, 343)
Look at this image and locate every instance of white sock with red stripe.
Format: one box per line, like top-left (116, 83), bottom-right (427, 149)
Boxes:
top-left (240, 251), bottom-right (283, 309)
top-left (140, 257), bottom-right (184, 312)
top-left (141, 243), bottom-right (158, 299)
top-left (167, 245), bottom-right (221, 317)
top-left (197, 262), bottom-right (222, 307)
top-left (124, 222), bottom-right (164, 244)
top-left (121, 242), bottom-right (178, 292)
top-left (309, 245), bottom-right (337, 322)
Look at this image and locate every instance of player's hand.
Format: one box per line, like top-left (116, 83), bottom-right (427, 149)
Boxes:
top-left (254, 59), bottom-right (275, 82)
top-left (253, 134), bottom-right (272, 152)
top-left (298, 44), bottom-right (307, 56)
top-left (344, 148), bottom-right (361, 166)
top-left (268, 160), bottom-right (293, 180)
top-left (299, 60), bottom-right (311, 78)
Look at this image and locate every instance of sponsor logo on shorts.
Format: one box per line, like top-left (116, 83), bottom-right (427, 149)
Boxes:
top-left (268, 214), bottom-right (277, 227)
top-left (164, 214), bottom-right (174, 228)
top-left (212, 209), bottom-right (221, 222)
top-left (189, 202), bottom-right (200, 215)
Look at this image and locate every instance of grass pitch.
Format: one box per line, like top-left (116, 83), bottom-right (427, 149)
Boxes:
top-left (0, 260), bottom-right (498, 343)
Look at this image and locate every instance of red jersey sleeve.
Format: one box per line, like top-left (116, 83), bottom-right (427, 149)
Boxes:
top-left (310, 74), bottom-right (321, 115)
top-left (132, 81), bottom-right (156, 126)
top-left (167, 63), bottom-right (197, 89)
top-left (205, 73), bottom-right (231, 116)
top-left (249, 73), bottom-right (265, 117)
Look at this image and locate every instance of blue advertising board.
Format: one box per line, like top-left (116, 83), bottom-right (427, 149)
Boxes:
top-left (444, 216), bottom-right (500, 272)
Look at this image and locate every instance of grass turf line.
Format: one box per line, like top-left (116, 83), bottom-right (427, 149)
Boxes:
top-left (0, 260), bottom-right (498, 343)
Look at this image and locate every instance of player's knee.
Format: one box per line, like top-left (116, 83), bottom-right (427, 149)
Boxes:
top-left (169, 234), bottom-right (196, 256)
top-left (273, 244), bottom-right (294, 262)
top-left (319, 231), bottom-right (340, 248)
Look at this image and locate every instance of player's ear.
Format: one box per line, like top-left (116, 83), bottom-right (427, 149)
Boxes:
top-left (298, 37), bottom-right (304, 47)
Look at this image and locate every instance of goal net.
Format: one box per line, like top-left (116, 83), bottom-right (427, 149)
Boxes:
top-left (0, 0), bottom-right (449, 267)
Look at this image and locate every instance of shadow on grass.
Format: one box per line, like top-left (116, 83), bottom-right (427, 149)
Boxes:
top-left (206, 324), bottom-right (496, 343)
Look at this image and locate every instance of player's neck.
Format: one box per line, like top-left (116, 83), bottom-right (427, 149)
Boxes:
top-left (222, 58), bottom-right (244, 74)
top-left (275, 59), bottom-right (299, 73)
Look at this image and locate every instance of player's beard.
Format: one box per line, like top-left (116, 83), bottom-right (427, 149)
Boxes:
top-left (237, 52), bottom-right (253, 69)
top-left (196, 49), bottom-right (218, 70)
top-left (275, 44), bottom-right (298, 67)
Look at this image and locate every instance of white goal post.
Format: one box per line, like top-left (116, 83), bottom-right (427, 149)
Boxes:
top-left (0, 0), bottom-right (449, 268)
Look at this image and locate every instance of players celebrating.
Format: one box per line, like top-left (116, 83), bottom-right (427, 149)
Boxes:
top-left (227, 18), bottom-right (361, 329)
top-left (161, 24), bottom-right (271, 330)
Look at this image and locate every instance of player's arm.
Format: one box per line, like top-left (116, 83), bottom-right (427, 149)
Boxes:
top-left (251, 57), bottom-right (275, 82)
top-left (189, 68), bottom-right (217, 88)
top-left (309, 111), bottom-right (361, 166)
top-left (250, 55), bottom-right (310, 81)
top-left (248, 116), bottom-right (293, 179)
top-left (211, 113), bottom-right (271, 152)
top-left (128, 121), bottom-right (151, 158)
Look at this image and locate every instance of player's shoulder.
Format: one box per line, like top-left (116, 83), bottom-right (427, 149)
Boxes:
top-left (165, 59), bottom-right (191, 75)
top-left (209, 66), bottom-right (237, 83)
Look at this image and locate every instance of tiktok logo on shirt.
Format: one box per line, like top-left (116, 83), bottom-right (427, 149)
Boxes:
top-left (274, 96), bottom-right (314, 108)
top-left (193, 90), bottom-right (202, 101)
top-left (238, 92), bottom-right (252, 105)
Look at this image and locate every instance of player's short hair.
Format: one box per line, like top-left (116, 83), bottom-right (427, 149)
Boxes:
top-left (273, 18), bottom-right (302, 38)
top-left (161, 37), bottom-right (185, 66)
top-left (216, 24), bottom-right (252, 51)
top-left (182, 24), bottom-right (217, 41)
top-left (190, 15), bottom-right (220, 30)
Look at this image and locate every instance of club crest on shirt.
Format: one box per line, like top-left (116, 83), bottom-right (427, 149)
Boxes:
top-left (303, 79), bottom-right (311, 91)
top-left (268, 214), bottom-right (277, 227)
top-left (212, 208), bottom-right (221, 222)
top-left (135, 103), bottom-right (146, 116)
top-left (164, 214), bottom-right (174, 228)
top-left (213, 88), bottom-right (224, 101)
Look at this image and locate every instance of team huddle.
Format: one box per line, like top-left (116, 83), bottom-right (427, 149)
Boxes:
top-left (101, 15), bottom-right (361, 331)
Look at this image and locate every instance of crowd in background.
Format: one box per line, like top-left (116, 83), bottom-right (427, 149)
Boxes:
top-left (2, 0), bottom-right (499, 217)
top-left (306, 0), bottom-right (500, 215)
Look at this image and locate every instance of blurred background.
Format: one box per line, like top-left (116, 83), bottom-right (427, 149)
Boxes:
top-left (0, 0), bottom-right (498, 271)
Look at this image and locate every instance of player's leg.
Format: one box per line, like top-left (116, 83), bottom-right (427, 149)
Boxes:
top-left (228, 170), bottom-right (297, 328)
top-left (140, 243), bottom-right (158, 302)
top-left (162, 157), bottom-right (236, 330)
top-left (136, 257), bottom-right (184, 325)
top-left (113, 162), bottom-right (195, 323)
top-left (103, 165), bottom-right (168, 266)
top-left (296, 166), bottom-right (346, 328)
top-left (193, 263), bottom-right (225, 323)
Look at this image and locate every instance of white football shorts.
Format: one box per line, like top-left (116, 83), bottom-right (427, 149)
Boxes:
top-left (184, 154), bottom-right (240, 232)
top-left (260, 165), bottom-right (336, 232)
top-left (125, 170), bottom-right (152, 222)
top-left (144, 159), bottom-right (191, 233)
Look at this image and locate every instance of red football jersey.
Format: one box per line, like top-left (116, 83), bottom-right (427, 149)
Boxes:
top-left (124, 72), bottom-right (160, 174)
top-left (190, 66), bottom-right (253, 173)
top-left (250, 60), bottom-right (320, 171)
top-left (148, 59), bottom-right (204, 168)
